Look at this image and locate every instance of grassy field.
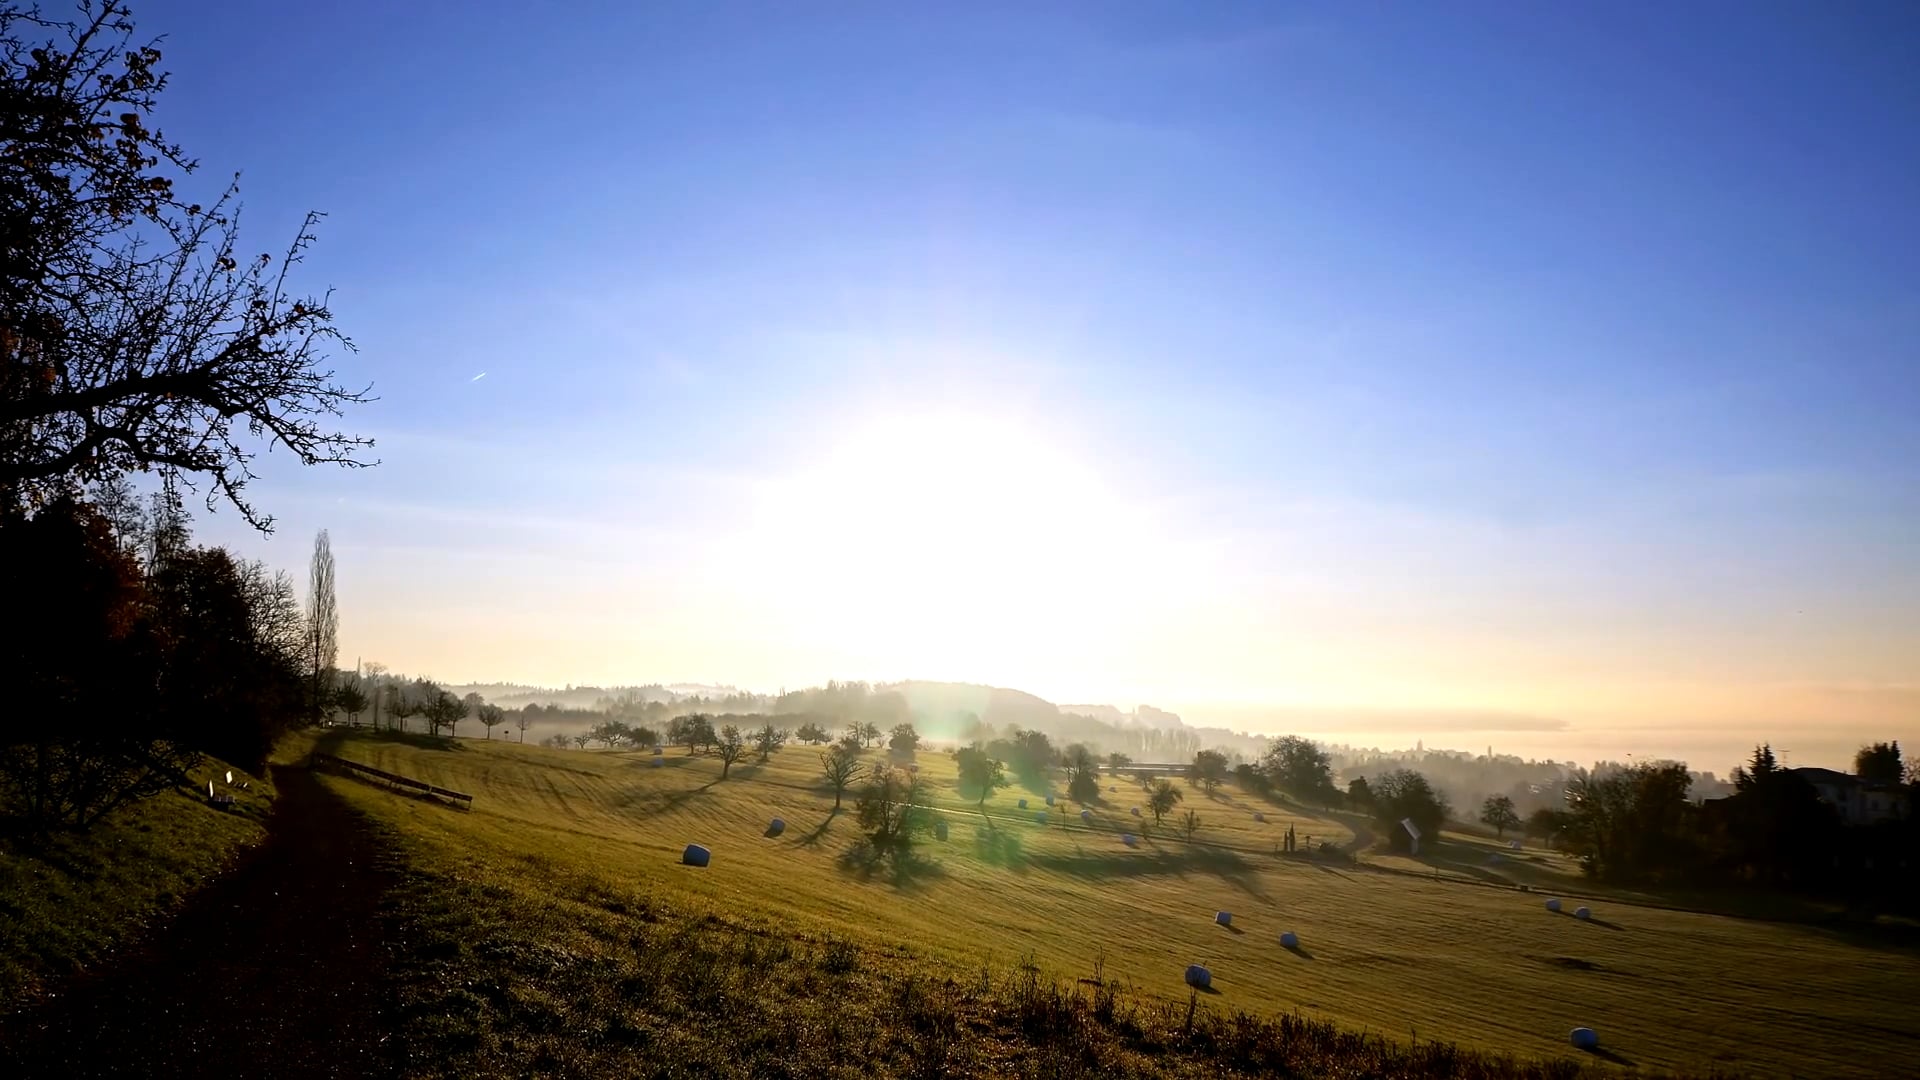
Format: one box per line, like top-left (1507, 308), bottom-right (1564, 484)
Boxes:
top-left (315, 729), bottom-right (1919, 1078)
top-left (0, 757), bottom-right (274, 1001)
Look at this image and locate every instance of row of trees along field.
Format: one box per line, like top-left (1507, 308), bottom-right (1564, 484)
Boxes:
top-left (1, 3), bottom-right (374, 836)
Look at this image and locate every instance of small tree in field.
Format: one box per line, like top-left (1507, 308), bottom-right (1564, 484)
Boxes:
top-left (755, 724), bottom-right (788, 762)
top-left (1147, 779), bottom-right (1183, 825)
top-left (571, 733), bottom-right (589, 750)
top-left (628, 726), bottom-right (658, 750)
top-left (1480, 794), bottom-right (1521, 838)
top-left (1188, 750), bottom-right (1229, 795)
top-left (855, 721), bottom-right (882, 748)
top-left (856, 764), bottom-right (929, 850)
top-left (479, 703), bottom-right (506, 740)
top-left (1106, 751), bottom-right (1133, 773)
top-left (956, 747), bottom-right (1008, 811)
top-left (334, 679), bottom-right (369, 726)
top-left (389, 692), bottom-right (421, 734)
top-left (888, 723), bottom-right (921, 754)
top-left (516, 706), bottom-right (534, 742)
top-left (794, 722), bottom-right (829, 744)
top-left (716, 725), bottom-right (748, 778)
top-left (820, 745), bottom-right (862, 809)
top-left (1180, 808), bottom-right (1201, 842)
top-left (423, 691), bottom-right (465, 738)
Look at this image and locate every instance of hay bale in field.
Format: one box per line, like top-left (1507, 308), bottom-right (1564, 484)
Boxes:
top-left (1036, 811), bottom-right (1048, 825)
top-left (1280, 931), bottom-right (1299, 948)
top-left (1509, 839), bottom-right (1521, 850)
top-left (1570, 1027), bottom-right (1598, 1050)
top-left (1080, 809), bottom-right (1092, 822)
top-left (1122, 833), bottom-right (1137, 847)
top-left (766, 818), bottom-right (786, 838)
top-left (1109, 785), bottom-right (1117, 793)
top-left (1045, 795), bottom-right (1055, 807)
top-left (1018, 798), bottom-right (1029, 809)
top-left (1214, 910), bottom-right (1232, 927)
top-left (652, 755), bottom-right (664, 767)
top-left (682, 844), bottom-right (711, 867)
top-left (1574, 906), bottom-right (1592, 920)
top-left (1184, 964), bottom-right (1211, 989)
top-left (935, 819), bottom-right (949, 841)
top-left (1545, 898), bottom-right (1562, 913)
top-left (1131, 806), bottom-right (1141, 817)
top-left (1253, 811), bottom-right (1266, 822)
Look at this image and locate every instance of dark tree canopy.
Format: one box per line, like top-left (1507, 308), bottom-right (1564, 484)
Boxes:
top-left (1371, 768), bottom-right (1449, 849)
top-left (1854, 742), bottom-right (1903, 787)
top-left (1263, 736), bottom-right (1335, 802)
top-left (1, 2), bottom-right (372, 530)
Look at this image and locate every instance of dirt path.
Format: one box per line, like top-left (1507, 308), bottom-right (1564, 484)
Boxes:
top-left (0, 762), bottom-right (397, 1078)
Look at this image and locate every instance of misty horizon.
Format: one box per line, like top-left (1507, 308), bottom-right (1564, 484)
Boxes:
top-left (406, 670), bottom-right (1898, 776)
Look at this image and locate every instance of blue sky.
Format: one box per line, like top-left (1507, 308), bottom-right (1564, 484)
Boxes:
top-left (157, 2), bottom-right (1918, 769)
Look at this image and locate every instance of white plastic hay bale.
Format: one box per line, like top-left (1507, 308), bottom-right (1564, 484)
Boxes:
top-left (1035, 811), bottom-right (1048, 825)
top-left (1131, 806), bottom-right (1141, 817)
top-left (1252, 811), bottom-right (1265, 822)
top-left (1122, 833), bottom-right (1137, 847)
top-left (1018, 797), bottom-right (1029, 809)
top-left (1215, 910), bottom-right (1232, 927)
top-left (766, 817), bottom-right (786, 837)
top-left (225, 769), bottom-right (233, 785)
top-left (652, 755), bottom-right (664, 767)
top-left (1570, 1027), bottom-right (1599, 1050)
top-left (1280, 931), bottom-right (1299, 948)
top-left (1109, 785), bottom-right (1117, 793)
top-left (935, 819), bottom-right (949, 841)
top-left (682, 844), bottom-right (711, 867)
top-left (1080, 808), bottom-right (1092, 822)
top-left (1545, 898), bottom-right (1562, 913)
top-left (1574, 906), bottom-right (1592, 920)
top-left (1184, 964), bottom-right (1211, 989)
top-left (1045, 795), bottom-right (1055, 806)
top-left (1509, 839), bottom-right (1521, 850)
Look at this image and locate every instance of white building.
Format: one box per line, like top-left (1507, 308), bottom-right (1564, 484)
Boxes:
top-left (1789, 767), bottom-right (1906, 825)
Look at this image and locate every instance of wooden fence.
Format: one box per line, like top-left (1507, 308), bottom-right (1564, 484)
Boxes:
top-left (313, 752), bottom-right (473, 809)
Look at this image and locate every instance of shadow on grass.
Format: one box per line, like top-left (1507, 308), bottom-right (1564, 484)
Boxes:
top-left (799, 809), bottom-right (841, 848)
top-left (1583, 1047), bottom-right (1636, 1067)
top-left (321, 727), bottom-right (468, 753)
top-left (636, 779), bottom-right (721, 816)
top-left (1310, 860), bottom-right (1354, 881)
top-left (974, 826), bottom-right (1027, 871)
top-left (1566, 912), bottom-right (1625, 931)
top-left (1284, 943), bottom-right (1315, 960)
top-left (1025, 847), bottom-right (1267, 900)
top-left (836, 840), bottom-right (944, 889)
top-left (1219, 923), bottom-right (1245, 936)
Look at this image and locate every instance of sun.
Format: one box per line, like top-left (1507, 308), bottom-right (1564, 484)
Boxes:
top-left (738, 410), bottom-right (1156, 677)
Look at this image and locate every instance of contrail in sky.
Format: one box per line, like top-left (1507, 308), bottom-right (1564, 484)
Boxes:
top-left (471, 372), bottom-right (487, 382)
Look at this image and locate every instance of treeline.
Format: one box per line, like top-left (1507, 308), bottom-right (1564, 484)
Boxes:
top-left (1526, 746), bottom-right (1918, 906)
top-left (1, 483), bottom-right (317, 832)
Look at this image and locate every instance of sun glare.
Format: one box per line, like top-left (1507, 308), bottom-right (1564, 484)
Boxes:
top-left (734, 411), bottom-right (1184, 678)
